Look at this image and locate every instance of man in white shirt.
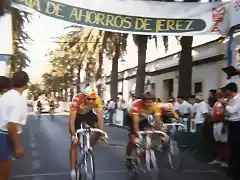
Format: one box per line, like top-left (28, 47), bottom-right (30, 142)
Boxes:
top-left (222, 82), bottom-right (240, 179)
top-left (0, 71), bottom-right (29, 180)
top-left (194, 98), bottom-right (212, 161)
top-left (108, 99), bottom-right (116, 124)
top-left (177, 96), bottom-right (192, 117)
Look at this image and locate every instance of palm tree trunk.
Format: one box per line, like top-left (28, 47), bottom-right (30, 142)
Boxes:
top-left (178, 36), bottom-right (193, 99)
top-left (135, 35), bottom-right (147, 98)
top-left (110, 42), bottom-right (120, 101)
top-left (96, 51), bottom-right (104, 81)
top-left (76, 64), bottom-right (81, 93)
top-left (70, 67), bottom-right (74, 100)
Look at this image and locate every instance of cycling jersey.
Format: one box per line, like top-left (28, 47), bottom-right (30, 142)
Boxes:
top-left (71, 93), bottom-right (103, 114)
top-left (128, 99), bottom-right (160, 117)
top-left (158, 103), bottom-right (179, 120)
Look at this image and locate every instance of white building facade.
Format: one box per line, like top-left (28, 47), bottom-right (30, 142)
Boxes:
top-left (103, 36), bottom-right (240, 102)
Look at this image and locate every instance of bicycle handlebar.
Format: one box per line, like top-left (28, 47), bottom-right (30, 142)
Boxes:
top-left (163, 123), bottom-right (185, 128)
top-left (138, 130), bottom-right (169, 141)
top-left (76, 128), bottom-right (108, 139)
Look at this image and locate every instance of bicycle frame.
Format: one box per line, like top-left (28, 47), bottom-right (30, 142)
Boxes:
top-left (134, 130), bottom-right (169, 173)
top-left (75, 123), bottom-right (108, 180)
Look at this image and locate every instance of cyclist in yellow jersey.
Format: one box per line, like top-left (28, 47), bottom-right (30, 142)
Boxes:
top-left (68, 87), bottom-right (104, 180)
top-left (158, 102), bottom-right (179, 123)
top-left (125, 91), bottom-right (162, 169)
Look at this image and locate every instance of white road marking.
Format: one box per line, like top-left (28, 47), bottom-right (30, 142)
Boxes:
top-left (182, 169), bottom-right (224, 173)
top-left (12, 170), bottom-right (129, 178)
top-left (32, 160), bottom-right (41, 170)
top-left (31, 151), bottom-right (38, 157)
top-left (29, 141), bottom-right (36, 148)
top-left (12, 169), bottom-right (225, 179)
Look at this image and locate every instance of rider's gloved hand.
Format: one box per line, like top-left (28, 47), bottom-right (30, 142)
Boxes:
top-left (133, 137), bottom-right (140, 145)
top-left (100, 135), bottom-right (108, 143)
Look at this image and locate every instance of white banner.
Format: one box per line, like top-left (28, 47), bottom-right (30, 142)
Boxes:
top-left (0, 13), bottom-right (13, 55)
top-left (229, 0), bottom-right (240, 28)
top-left (12, 0), bottom-right (229, 36)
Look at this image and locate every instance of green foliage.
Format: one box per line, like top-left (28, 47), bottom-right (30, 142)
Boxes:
top-left (8, 7), bottom-right (32, 75)
top-left (27, 83), bottom-right (43, 100)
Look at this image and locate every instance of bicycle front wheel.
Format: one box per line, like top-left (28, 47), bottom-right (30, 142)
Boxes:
top-left (81, 150), bottom-right (96, 180)
top-left (167, 139), bottom-right (181, 171)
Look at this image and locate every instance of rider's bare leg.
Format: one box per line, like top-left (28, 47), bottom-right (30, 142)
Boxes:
top-left (90, 132), bottom-right (100, 147)
top-left (126, 135), bottom-right (135, 156)
top-left (90, 121), bottom-right (101, 147)
top-left (70, 142), bottom-right (78, 170)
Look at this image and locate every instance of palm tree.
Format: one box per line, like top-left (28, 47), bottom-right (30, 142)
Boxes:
top-left (162, 0), bottom-right (199, 99)
top-left (53, 27), bottom-right (128, 100)
top-left (8, 7), bottom-right (31, 74)
top-left (0, 0), bottom-right (10, 17)
top-left (133, 35), bottom-right (148, 98)
top-left (27, 83), bottom-right (42, 100)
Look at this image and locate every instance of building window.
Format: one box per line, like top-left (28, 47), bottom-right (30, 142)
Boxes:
top-left (194, 82), bottom-right (203, 94)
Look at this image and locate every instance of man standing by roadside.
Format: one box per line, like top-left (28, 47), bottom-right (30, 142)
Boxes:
top-left (0, 71), bottom-right (29, 180)
top-left (223, 82), bottom-right (240, 180)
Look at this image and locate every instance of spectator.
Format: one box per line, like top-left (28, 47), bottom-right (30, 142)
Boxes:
top-left (194, 95), bottom-right (213, 162)
top-left (188, 95), bottom-right (199, 118)
top-left (177, 96), bottom-right (192, 117)
top-left (168, 97), bottom-right (180, 114)
top-left (210, 88), bottom-right (228, 168)
top-left (108, 99), bottom-right (116, 124)
top-left (223, 82), bottom-right (240, 179)
top-left (0, 71), bottom-right (29, 180)
top-left (201, 89), bottom-right (218, 162)
top-left (0, 76), bottom-right (11, 95)
top-left (156, 98), bottom-right (161, 103)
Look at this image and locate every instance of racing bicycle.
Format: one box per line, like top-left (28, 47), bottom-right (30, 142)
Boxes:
top-left (75, 122), bottom-right (108, 180)
top-left (160, 121), bottom-right (185, 171)
top-left (129, 115), bottom-right (169, 176)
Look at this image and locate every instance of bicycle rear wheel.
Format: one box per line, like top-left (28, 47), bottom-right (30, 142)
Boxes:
top-left (81, 150), bottom-right (96, 180)
top-left (167, 139), bottom-right (181, 171)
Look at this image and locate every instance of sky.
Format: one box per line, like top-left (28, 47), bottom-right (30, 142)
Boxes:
top-left (18, 0), bottom-right (229, 83)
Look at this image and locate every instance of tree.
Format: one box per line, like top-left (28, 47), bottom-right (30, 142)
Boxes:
top-left (8, 8), bottom-right (32, 74)
top-left (52, 27), bottom-right (128, 100)
top-left (159, 0), bottom-right (199, 99)
top-left (28, 83), bottom-right (43, 100)
top-left (133, 35), bottom-right (148, 98)
top-left (0, 0), bottom-right (10, 17)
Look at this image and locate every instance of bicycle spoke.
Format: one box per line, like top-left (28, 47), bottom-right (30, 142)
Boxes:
top-left (84, 150), bottom-right (95, 180)
top-left (167, 139), bottom-right (181, 171)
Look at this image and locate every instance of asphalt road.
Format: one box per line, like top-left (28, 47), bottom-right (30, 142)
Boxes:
top-left (10, 114), bottom-right (231, 180)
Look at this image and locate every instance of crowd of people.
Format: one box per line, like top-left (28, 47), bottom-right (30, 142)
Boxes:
top-left (105, 83), bottom-right (240, 179)
top-left (169, 83), bottom-right (240, 180)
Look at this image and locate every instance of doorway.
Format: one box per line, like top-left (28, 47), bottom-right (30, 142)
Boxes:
top-left (163, 79), bottom-right (173, 101)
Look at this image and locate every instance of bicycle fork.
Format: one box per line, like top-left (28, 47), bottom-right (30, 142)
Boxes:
top-left (145, 135), bottom-right (158, 172)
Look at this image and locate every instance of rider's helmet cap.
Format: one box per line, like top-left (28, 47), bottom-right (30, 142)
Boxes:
top-left (142, 91), bottom-right (154, 100)
top-left (82, 86), bottom-right (97, 99)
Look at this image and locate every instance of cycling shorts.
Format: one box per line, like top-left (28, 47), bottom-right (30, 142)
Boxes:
top-left (125, 113), bottom-right (151, 134)
top-left (0, 131), bottom-right (14, 160)
top-left (75, 110), bottom-right (98, 131)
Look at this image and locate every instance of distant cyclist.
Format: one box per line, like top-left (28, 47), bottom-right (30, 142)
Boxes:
top-left (49, 100), bottom-right (55, 114)
top-left (36, 100), bottom-right (42, 114)
top-left (125, 91), bottom-right (162, 170)
top-left (68, 87), bottom-right (105, 180)
top-left (158, 102), bottom-right (179, 123)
